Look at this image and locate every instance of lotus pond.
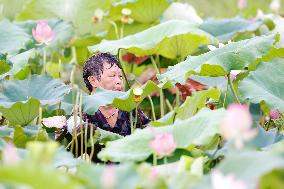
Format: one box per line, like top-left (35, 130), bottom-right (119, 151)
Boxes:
top-left (0, 0), bottom-right (284, 189)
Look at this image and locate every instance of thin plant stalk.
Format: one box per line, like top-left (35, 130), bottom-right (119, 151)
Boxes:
top-left (150, 55), bottom-right (165, 117)
top-left (153, 153), bottom-right (157, 166)
top-left (148, 95), bottom-right (156, 121)
top-left (166, 99), bottom-right (174, 112)
top-left (79, 92), bottom-right (84, 157)
top-left (89, 125), bottom-right (95, 161)
top-left (223, 75), bottom-right (230, 107)
top-left (163, 156), bottom-right (168, 164)
top-left (38, 106), bottom-right (42, 125)
top-left (107, 20), bottom-right (119, 40)
top-left (71, 94), bottom-right (79, 158)
top-left (134, 105), bottom-right (138, 130)
top-left (58, 58), bottom-right (62, 78)
top-left (42, 48), bottom-right (46, 74)
top-left (84, 119), bottom-right (88, 160)
top-left (120, 23), bottom-right (125, 39)
top-left (175, 89), bottom-right (180, 108)
top-left (228, 74), bottom-right (241, 104)
top-left (130, 110), bottom-right (134, 134)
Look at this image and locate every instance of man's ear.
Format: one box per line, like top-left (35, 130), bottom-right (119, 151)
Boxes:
top-left (88, 76), bottom-right (99, 89)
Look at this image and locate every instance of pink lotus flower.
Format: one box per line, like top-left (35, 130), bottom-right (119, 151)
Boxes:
top-left (149, 167), bottom-right (159, 179)
top-left (212, 170), bottom-right (247, 189)
top-left (270, 109), bottom-right (281, 120)
top-left (2, 142), bottom-right (19, 164)
top-left (238, 0), bottom-right (247, 10)
top-left (32, 20), bottom-right (55, 45)
top-left (220, 104), bottom-right (257, 149)
top-left (101, 165), bottom-right (116, 189)
top-left (150, 133), bottom-right (176, 159)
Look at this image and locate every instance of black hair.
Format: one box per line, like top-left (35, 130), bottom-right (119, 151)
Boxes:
top-left (83, 52), bottom-right (121, 92)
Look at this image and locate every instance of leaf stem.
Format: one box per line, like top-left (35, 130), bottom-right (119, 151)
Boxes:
top-left (89, 125), bottom-right (95, 161)
top-left (150, 55), bottom-right (165, 117)
top-left (107, 20), bottom-right (119, 40)
top-left (228, 74), bottom-right (240, 104)
top-left (148, 95), bottom-right (156, 121)
top-left (223, 75), bottom-right (230, 107)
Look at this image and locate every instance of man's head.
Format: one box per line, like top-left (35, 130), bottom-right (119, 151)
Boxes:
top-left (83, 53), bottom-right (123, 93)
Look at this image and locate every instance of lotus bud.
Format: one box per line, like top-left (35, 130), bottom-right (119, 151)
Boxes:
top-left (212, 169), bottom-right (247, 189)
top-left (220, 104), bottom-right (257, 149)
top-left (238, 0), bottom-right (247, 10)
top-left (149, 133), bottom-right (176, 159)
top-left (92, 9), bottom-right (105, 24)
top-left (270, 109), bottom-right (281, 120)
top-left (121, 8), bottom-right (133, 24)
top-left (101, 165), bottom-right (116, 189)
top-left (133, 87), bottom-right (143, 103)
top-left (32, 20), bottom-right (55, 45)
top-left (2, 142), bottom-right (19, 165)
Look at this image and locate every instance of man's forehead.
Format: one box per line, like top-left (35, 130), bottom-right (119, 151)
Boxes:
top-left (103, 62), bottom-right (121, 71)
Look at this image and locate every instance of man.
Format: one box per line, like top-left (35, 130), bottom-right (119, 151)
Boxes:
top-left (64, 52), bottom-right (150, 162)
top-left (81, 52), bottom-right (150, 136)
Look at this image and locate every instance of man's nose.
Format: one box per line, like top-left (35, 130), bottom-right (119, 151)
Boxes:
top-left (115, 76), bottom-right (122, 85)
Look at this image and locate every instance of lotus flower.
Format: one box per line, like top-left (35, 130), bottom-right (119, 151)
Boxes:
top-left (101, 165), bottom-right (116, 189)
top-left (42, 116), bottom-right (66, 129)
top-left (149, 167), bottom-right (159, 179)
top-left (150, 133), bottom-right (176, 159)
top-left (2, 142), bottom-right (19, 164)
top-left (212, 170), bottom-right (247, 189)
top-left (220, 104), bottom-right (257, 149)
top-left (229, 70), bottom-right (242, 81)
top-left (32, 20), bottom-right (55, 45)
top-left (238, 0), bottom-right (247, 10)
top-left (270, 109), bottom-right (281, 120)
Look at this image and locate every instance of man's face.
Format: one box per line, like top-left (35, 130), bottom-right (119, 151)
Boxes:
top-left (95, 63), bottom-right (123, 91)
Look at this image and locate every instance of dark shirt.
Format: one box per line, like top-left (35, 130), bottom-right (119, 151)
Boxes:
top-left (64, 108), bottom-right (150, 162)
top-left (82, 108), bottom-right (150, 136)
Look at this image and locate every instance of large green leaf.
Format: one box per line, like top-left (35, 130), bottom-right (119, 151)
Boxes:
top-left (200, 17), bottom-right (263, 42)
top-left (216, 150), bottom-right (284, 189)
top-left (0, 0), bottom-right (27, 20)
top-left (77, 162), bottom-right (140, 189)
top-left (13, 125), bottom-right (49, 148)
top-left (108, 0), bottom-right (169, 24)
top-left (0, 162), bottom-right (82, 189)
top-left (0, 49), bottom-right (36, 79)
top-left (98, 108), bottom-right (225, 162)
top-left (158, 34), bottom-right (279, 86)
top-left (0, 53), bottom-right (12, 75)
top-left (16, 0), bottom-right (112, 35)
top-left (0, 98), bottom-right (39, 126)
top-left (176, 88), bottom-right (221, 120)
top-left (0, 75), bottom-right (70, 108)
top-left (83, 80), bottom-right (161, 114)
top-left (89, 19), bottom-right (217, 59)
top-left (0, 20), bottom-right (32, 55)
top-left (239, 60), bottom-right (284, 112)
